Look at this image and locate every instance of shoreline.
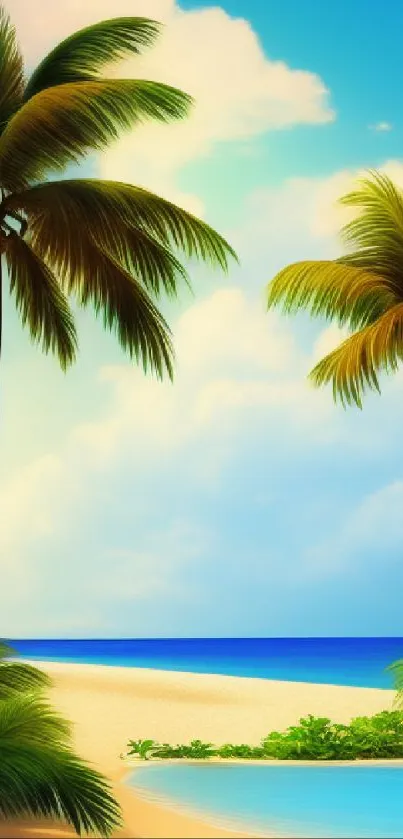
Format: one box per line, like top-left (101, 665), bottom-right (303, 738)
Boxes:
top-left (2, 660), bottom-right (397, 839)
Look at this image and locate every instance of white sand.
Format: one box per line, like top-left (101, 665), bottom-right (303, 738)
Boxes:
top-left (0, 661), bottom-right (396, 839)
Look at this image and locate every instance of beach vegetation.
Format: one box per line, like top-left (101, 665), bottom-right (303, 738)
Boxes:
top-left (0, 641), bottom-right (122, 836)
top-left (127, 710), bottom-right (403, 762)
top-left (0, 6), bottom-right (236, 371)
top-left (266, 171), bottom-right (403, 408)
top-left (387, 659), bottom-right (403, 709)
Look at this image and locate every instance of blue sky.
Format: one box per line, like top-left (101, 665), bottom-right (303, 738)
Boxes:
top-left (2, 0), bottom-right (403, 638)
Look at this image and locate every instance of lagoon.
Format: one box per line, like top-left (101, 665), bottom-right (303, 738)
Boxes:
top-left (129, 763), bottom-right (403, 838)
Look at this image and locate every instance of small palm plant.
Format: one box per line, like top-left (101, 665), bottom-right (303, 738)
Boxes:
top-left (267, 171), bottom-right (403, 407)
top-left (0, 641), bottom-right (122, 836)
top-left (0, 7), bottom-right (236, 372)
top-left (387, 659), bottom-right (403, 709)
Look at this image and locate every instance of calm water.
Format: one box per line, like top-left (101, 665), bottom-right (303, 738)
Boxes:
top-left (129, 764), bottom-right (403, 838)
top-left (8, 637), bottom-right (403, 687)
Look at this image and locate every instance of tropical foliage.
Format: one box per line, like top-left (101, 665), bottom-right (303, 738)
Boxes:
top-left (387, 659), bottom-right (403, 709)
top-left (0, 641), bottom-right (121, 836)
top-left (127, 710), bottom-right (403, 761)
top-left (267, 171), bottom-right (403, 407)
top-left (0, 7), bottom-right (236, 373)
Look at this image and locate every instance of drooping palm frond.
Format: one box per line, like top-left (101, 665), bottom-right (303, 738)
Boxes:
top-left (0, 742), bottom-right (122, 836)
top-left (0, 695), bottom-right (71, 748)
top-left (0, 662), bottom-right (50, 699)
top-left (5, 179), bottom-right (237, 278)
top-left (0, 640), bottom-right (51, 698)
top-left (340, 169), bottom-right (403, 253)
top-left (5, 232), bottom-right (77, 370)
top-left (0, 640), bottom-right (16, 660)
top-left (77, 247), bottom-right (174, 378)
top-left (0, 80), bottom-right (193, 191)
top-left (36, 223), bottom-right (174, 378)
top-left (267, 260), bottom-right (398, 330)
top-left (24, 17), bottom-right (161, 100)
top-left (267, 170), bottom-right (403, 406)
top-left (0, 7), bottom-right (24, 133)
top-left (387, 659), bottom-right (403, 708)
top-left (310, 302), bottom-right (403, 407)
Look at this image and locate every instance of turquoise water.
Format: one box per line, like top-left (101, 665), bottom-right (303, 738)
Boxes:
top-left (9, 637), bottom-right (403, 687)
top-left (128, 764), bottom-right (403, 837)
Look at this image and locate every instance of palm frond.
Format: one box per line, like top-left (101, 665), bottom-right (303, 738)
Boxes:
top-left (0, 741), bottom-right (121, 836)
top-left (0, 80), bottom-right (193, 191)
top-left (5, 179), bottom-right (237, 278)
top-left (339, 171), bottom-right (403, 281)
top-left (387, 659), bottom-right (403, 708)
top-left (266, 260), bottom-right (398, 329)
top-left (309, 302), bottom-right (403, 407)
top-left (0, 6), bottom-right (24, 132)
top-left (24, 17), bottom-right (161, 99)
top-left (23, 219), bottom-right (174, 377)
top-left (0, 661), bottom-right (50, 699)
top-left (0, 695), bottom-right (71, 748)
top-left (76, 247), bottom-right (174, 379)
top-left (5, 232), bottom-right (77, 370)
top-left (0, 640), bottom-right (16, 660)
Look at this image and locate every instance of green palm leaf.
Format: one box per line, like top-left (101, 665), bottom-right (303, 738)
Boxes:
top-left (0, 640), bottom-right (16, 660)
top-left (5, 179), bottom-right (237, 293)
top-left (0, 695), bottom-right (71, 748)
top-left (267, 260), bottom-right (397, 330)
top-left (387, 659), bottom-right (403, 709)
top-left (340, 169), bottom-right (403, 252)
top-left (310, 303), bottom-right (403, 407)
top-left (0, 640), bottom-right (50, 699)
top-left (0, 662), bottom-right (50, 699)
top-left (60, 238), bottom-right (174, 379)
top-left (0, 697), bottom-right (122, 836)
top-left (5, 231), bottom-right (77, 370)
top-left (267, 170), bottom-right (403, 406)
top-left (0, 6), bottom-right (24, 132)
top-left (0, 742), bottom-right (121, 836)
top-left (0, 79), bottom-right (193, 191)
top-left (24, 17), bottom-right (161, 100)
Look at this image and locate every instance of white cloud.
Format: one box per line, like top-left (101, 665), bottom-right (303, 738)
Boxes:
top-left (6, 139), bottom-right (403, 633)
top-left (370, 121), bottom-right (393, 132)
top-left (235, 159), bottom-right (403, 263)
top-left (10, 0), bottom-right (333, 211)
top-left (99, 2), bottom-right (333, 207)
top-left (302, 479), bottom-right (403, 582)
top-left (10, 0), bottom-right (173, 64)
top-left (95, 519), bottom-right (210, 601)
top-left (72, 287), bottom-right (337, 469)
top-left (0, 284), bottom-right (338, 627)
top-left (312, 324), bottom-right (349, 362)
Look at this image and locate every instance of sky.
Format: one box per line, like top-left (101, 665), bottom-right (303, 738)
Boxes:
top-left (2, 0), bottom-right (403, 638)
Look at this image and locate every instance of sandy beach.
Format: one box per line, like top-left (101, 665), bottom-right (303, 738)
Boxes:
top-left (0, 661), bottom-right (397, 839)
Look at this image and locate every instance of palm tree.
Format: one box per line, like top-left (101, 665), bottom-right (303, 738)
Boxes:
top-left (0, 8), bottom-right (236, 374)
top-left (0, 641), bottom-right (122, 836)
top-left (267, 170), bottom-right (403, 408)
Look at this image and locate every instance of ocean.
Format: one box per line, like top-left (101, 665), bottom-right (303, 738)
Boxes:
top-left (8, 637), bottom-right (403, 688)
top-left (128, 763), bottom-right (403, 838)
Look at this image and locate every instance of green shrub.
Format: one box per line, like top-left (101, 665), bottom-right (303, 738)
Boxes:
top-left (127, 710), bottom-right (403, 762)
top-left (348, 711), bottom-right (403, 758)
top-left (261, 715), bottom-right (354, 760)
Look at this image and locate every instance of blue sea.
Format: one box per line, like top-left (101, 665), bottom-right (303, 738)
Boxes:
top-left (8, 636), bottom-right (403, 688)
top-left (128, 764), bottom-right (403, 838)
